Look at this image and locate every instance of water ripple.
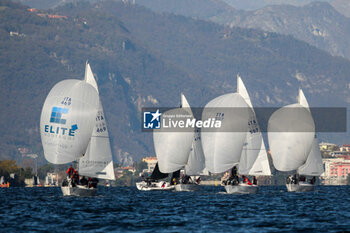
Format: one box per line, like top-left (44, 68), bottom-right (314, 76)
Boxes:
top-left (0, 186), bottom-right (349, 232)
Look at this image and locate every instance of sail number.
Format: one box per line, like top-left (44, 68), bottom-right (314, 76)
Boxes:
top-left (248, 119), bottom-right (259, 134)
top-left (61, 97), bottom-right (71, 106)
top-left (215, 112), bottom-right (224, 121)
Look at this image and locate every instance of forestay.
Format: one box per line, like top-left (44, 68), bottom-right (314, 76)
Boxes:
top-left (40, 79), bottom-right (99, 164)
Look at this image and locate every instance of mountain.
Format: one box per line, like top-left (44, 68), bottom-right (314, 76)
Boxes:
top-left (331, 0), bottom-right (350, 18)
top-left (215, 2), bottom-right (350, 60)
top-left (1, 0), bottom-right (349, 164)
top-left (222, 0), bottom-right (331, 11)
top-left (13, 0), bottom-right (97, 9)
top-left (135, 0), bottom-right (236, 19)
top-left (136, 1), bottom-right (350, 61)
top-left (0, 0), bottom-right (200, 164)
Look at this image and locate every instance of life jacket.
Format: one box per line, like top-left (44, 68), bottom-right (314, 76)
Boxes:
top-left (244, 177), bottom-right (252, 185)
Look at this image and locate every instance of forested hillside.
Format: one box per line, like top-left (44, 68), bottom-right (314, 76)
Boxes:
top-left (1, 0), bottom-right (349, 164)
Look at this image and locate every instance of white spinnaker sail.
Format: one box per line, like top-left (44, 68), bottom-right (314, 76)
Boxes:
top-left (79, 63), bottom-right (115, 180)
top-left (268, 102), bottom-right (315, 172)
top-left (154, 107), bottom-right (195, 173)
top-left (201, 93), bottom-right (250, 174)
top-left (40, 79), bottom-right (99, 164)
top-left (181, 94), bottom-right (206, 176)
top-left (297, 136), bottom-right (325, 176)
top-left (237, 75), bottom-right (271, 175)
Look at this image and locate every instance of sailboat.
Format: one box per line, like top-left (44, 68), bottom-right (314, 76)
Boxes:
top-left (76, 63), bottom-right (116, 185)
top-left (174, 94), bottom-right (205, 192)
top-left (218, 75), bottom-right (270, 194)
top-left (268, 89), bottom-right (322, 192)
top-left (136, 94), bottom-right (195, 191)
top-left (136, 162), bottom-right (174, 191)
top-left (222, 75), bottom-right (272, 194)
top-left (201, 77), bottom-right (252, 194)
top-left (40, 62), bottom-right (114, 196)
top-left (32, 176), bottom-right (41, 187)
top-left (0, 176), bottom-right (5, 188)
top-left (44, 175), bottom-right (53, 187)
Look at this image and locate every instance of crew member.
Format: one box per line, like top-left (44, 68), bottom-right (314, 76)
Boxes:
top-left (242, 175), bottom-right (252, 185)
top-left (66, 165), bottom-right (76, 178)
top-left (253, 176), bottom-right (257, 185)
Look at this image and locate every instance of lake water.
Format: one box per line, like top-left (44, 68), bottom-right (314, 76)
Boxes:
top-left (1, 186), bottom-right (349, 232)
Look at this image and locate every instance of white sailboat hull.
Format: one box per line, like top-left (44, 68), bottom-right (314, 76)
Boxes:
top-left (174, 183), bottom-right (200, 192)
top-left (136, 181), bottom-right (174, 191)
top-left (224, 183), bottom-right (258, 194)
top-left (61, 185), bottom-right (97, 197)
top-left (286, 182), bottom-right (314, 192)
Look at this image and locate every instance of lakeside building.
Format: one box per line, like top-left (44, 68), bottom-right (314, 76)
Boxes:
top-left (321, 156), bottom-right (350, 185)
top-left (114, 166), bottom-right (136, 178)
top-left (319, 142), bottom-right (338, 152)
top-left (339, 144), bottom-right (350, 152)
top-left (45, 173), bottom-right (59, 187)
top-left (141, 156), bottom-right (157, 175)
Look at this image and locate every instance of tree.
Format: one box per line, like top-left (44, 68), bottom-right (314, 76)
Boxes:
top-left (0, 160), bottom-right (20, 176)
top-left (135, 160), bottom-right (147, 173)
top-left (37, 163), bottom-right (55, 179)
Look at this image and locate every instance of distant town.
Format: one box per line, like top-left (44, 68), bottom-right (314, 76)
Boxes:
top-left (1, 141), bottom-right (349, 188)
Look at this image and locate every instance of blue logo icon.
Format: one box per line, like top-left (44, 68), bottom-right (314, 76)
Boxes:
top-left (143, 109), bottom-right (161, 129)
top-left (50, 107), bottom-right (68, 124)
top-left (45, 107), bottom-right (78, 136)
